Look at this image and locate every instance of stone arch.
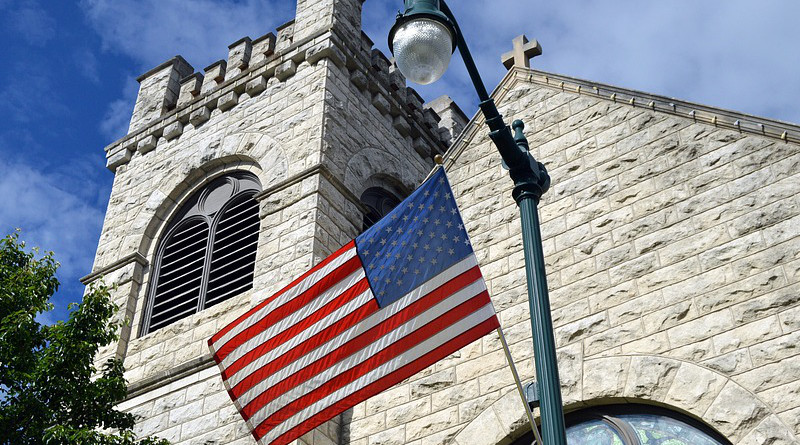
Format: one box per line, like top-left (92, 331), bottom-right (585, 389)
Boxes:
top-left (344, 146), bottom-right (423, 200)
top-left (137, 155), bottom-right (265, 263)
top-left (452, 355), bottom-right (797, 445)
top-left (136, 130), bottom-right (288, 261)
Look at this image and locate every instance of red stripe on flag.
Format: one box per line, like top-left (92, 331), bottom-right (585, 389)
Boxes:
top-left (230, 266), bottom-right (483, 397)
top-left (264, 316), bottom-right (500, 445)
top-left (245, 291), bottom-right (493, 425)
top-left (209, 241), bottom-right (356, 347)
top-left (213, 254), bottom-right (362, 362)
top-left (222, 277), bottom-right (370, 382)
top-left (227, 299), bottom-right (378, 395)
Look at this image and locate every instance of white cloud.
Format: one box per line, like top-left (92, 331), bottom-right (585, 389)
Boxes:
top-left (0, 156), bottom-right (109, 321)
top-left (3, 0), bottom-right (56, 46)
top-left (364, 0), bottom-right (800, 124)
top-left (74, 48), bottom-right (101, 84)
top-left (0, 160), bottom-right (105, 281)
top-left (100, 77), bottom-right (139, 141)
top-left (81, 0), bottom-right (295, 72)
top-left (83, 0), bottom-right (297, 144)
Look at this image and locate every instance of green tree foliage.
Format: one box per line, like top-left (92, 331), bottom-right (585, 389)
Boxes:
top-left (0, 232), bottom-right (168, 445)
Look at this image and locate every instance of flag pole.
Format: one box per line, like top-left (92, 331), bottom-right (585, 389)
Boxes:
top-left (497, 327), bottom-right (543, 445)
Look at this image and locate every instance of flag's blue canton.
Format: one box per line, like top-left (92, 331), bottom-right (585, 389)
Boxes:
top-left (355, 169), bottom-right (473, 308)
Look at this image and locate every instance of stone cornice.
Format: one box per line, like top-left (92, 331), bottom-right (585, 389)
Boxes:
top-left (444, 67), bottom-right (799, 170)
top-left (80, 252), bottom-right (148, 285)
top-left (104, 26), bottom-right (448, 173)
top-left (126, 354), bottom-right (215, 400)
top-left (254, 163), bottom-right (368, 216)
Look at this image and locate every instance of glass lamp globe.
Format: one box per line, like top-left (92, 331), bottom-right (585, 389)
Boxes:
top-left (391, 18), bottom-right (454, 85)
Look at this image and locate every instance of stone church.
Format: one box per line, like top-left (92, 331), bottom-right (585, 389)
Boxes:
top-left (83, 0), bottom-right (800, 443)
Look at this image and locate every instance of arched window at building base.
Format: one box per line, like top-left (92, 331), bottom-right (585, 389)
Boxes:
top-left (512, 404), bottom-right (731, 445)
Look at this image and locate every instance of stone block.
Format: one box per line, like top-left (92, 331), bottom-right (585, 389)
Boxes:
top-left (410, 369), bottom-right (455, 398)
top-left (388, 67), bottom-right (405, 93)
top-left (406, 87), bottom-right (424, 111)
top-left (275, 60), bottom-right (297, 81)
top-left (583, 356), bottom-right (631, 400)
top-left (624, 356), bottom-right (680, 401)
top-left (430, 380), bottom-right (479, 412)
top-left (584, 319), bottom-right (645, 356)
top-left (738, 354), bottom-right (800, 392)
top-left (251, 32), bottom-right (276, 66)
top-left (702, 348), bottom-right (753, 374)
top-left (106, 145), bottom-right (133, 171)
top-left (351, 70), bottom-right (368, 91)
top-left (405, 407), bottom-right (458, 442)
top-left (412, 138), bottom-right (429, 159)
top-left (453, 403), bottom-right (505, 445)
top-left (738, 414), bottom-right (798, 445)
top-left (201, 60), bottom-right (227, 94)
top-left (372, 92), bottom-right (390, 115)
top-left (347, 412), bottom-right (386, 441)
top-left (664, 362), bottom-right (726, 415)
top-left (554, 312), bottom-right (607, 345)
top-left (705, 382), bottom-right (769, 442)
top-left (666, 310), bottom-right (733, 346)
top-left (367, 425), bottom-right (405, 445)
top-left (386, 398), bottom-right (431, 428)
top-left (749, 330), bottom-right (800, 367)
top-left (218, 91), bottom-right (239, 111)
top-left (137, 135), bottom-right (158, 154)
top-left (365, 385), bottom-right (409, 416)
top-left (306, 40), bottom-right (345, 67)
top-left (177, 72), bottom-right (203, 107)
top-left (713, 315), bottom-right (782, 355)
top-left (696, 267), bottom-right (785, 314)
top-left (393, 115), bottom-right (411, 137)
top-left (163, 121), bottom-right (183, 141)
top-left (245, 75), bottom-right (267, 97)
top-left (189, 107), bottom-right (211, 127)
top-left (226, 36), bottom-right (252, 79)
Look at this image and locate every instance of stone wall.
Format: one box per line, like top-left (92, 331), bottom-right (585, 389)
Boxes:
top-left (84, 0), bottom-right (461, 442)
top-left (86, 0), bottom-right (800, 443)
top-left (341, 67), bottom-right (798, 445)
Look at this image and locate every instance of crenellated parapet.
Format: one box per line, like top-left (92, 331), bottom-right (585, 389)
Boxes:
top-left (106, 0), bottom-right (456, 173)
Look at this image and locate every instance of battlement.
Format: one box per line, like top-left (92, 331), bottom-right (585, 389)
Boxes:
top-left (106, 0), bottom-right (459, 172)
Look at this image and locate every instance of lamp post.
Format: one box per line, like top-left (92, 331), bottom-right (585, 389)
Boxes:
top-left (388, 1), bottom-right (568, 444)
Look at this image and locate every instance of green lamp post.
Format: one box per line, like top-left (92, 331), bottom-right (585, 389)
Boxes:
top-left (388, 1), bottom-right (568, 444)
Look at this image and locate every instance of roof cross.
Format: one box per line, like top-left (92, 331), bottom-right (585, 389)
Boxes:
top-left (501, 35), bottom-right (542, 70)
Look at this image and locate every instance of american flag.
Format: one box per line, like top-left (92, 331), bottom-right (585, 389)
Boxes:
top-left (208, 168), bottom-right (499, 445)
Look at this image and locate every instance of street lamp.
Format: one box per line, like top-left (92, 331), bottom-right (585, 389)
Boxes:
top-left (389, 1), bottom-right (568, 445)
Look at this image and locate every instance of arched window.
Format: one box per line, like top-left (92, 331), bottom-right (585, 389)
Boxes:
top-left (361, 187), bottom-right (401, 231)
top-left (143, 172), bottom-right (262, 334)
top-left (512, 404), bottom-right (731, 445)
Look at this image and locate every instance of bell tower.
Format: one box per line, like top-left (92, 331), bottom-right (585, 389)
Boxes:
top-left (84, 0), bottom-right (467, 443)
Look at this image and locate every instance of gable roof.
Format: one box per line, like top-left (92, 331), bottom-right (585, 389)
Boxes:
top-left (444, 66), bottom-right (799, 168)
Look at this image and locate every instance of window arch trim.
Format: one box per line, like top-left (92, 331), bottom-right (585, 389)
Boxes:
top-left (142, 172), bottom-right (261, 335)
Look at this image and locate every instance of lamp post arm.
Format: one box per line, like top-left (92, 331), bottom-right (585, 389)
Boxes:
top-left (437, 3), bottom-right (566, 445)
top-left (439, 0), bottom-right (490, 102)
top-left (439, 0), bottom-right (546, 197)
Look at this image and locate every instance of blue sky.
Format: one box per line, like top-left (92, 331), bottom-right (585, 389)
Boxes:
top-left (1, 0), bottom-right (798, 323)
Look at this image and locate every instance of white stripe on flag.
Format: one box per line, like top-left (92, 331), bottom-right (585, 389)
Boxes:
top-left (259, 304), bottom-right (497, 444)
top-left (225, 255), bottom-right (479, 388)
top-left (213, 246), bottom-right (358, 352)
top-left (237, 276), bottom-right (488, 410)
top-left (221, 267), bottom-right (365, 370)
top-left (226, 287), bottom-right (374, 389)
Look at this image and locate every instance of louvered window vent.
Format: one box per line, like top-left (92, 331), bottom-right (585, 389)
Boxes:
top-left (143, 172), bottom-right (261, 334)
top-left (361, 187), bottom-right (401, 231)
